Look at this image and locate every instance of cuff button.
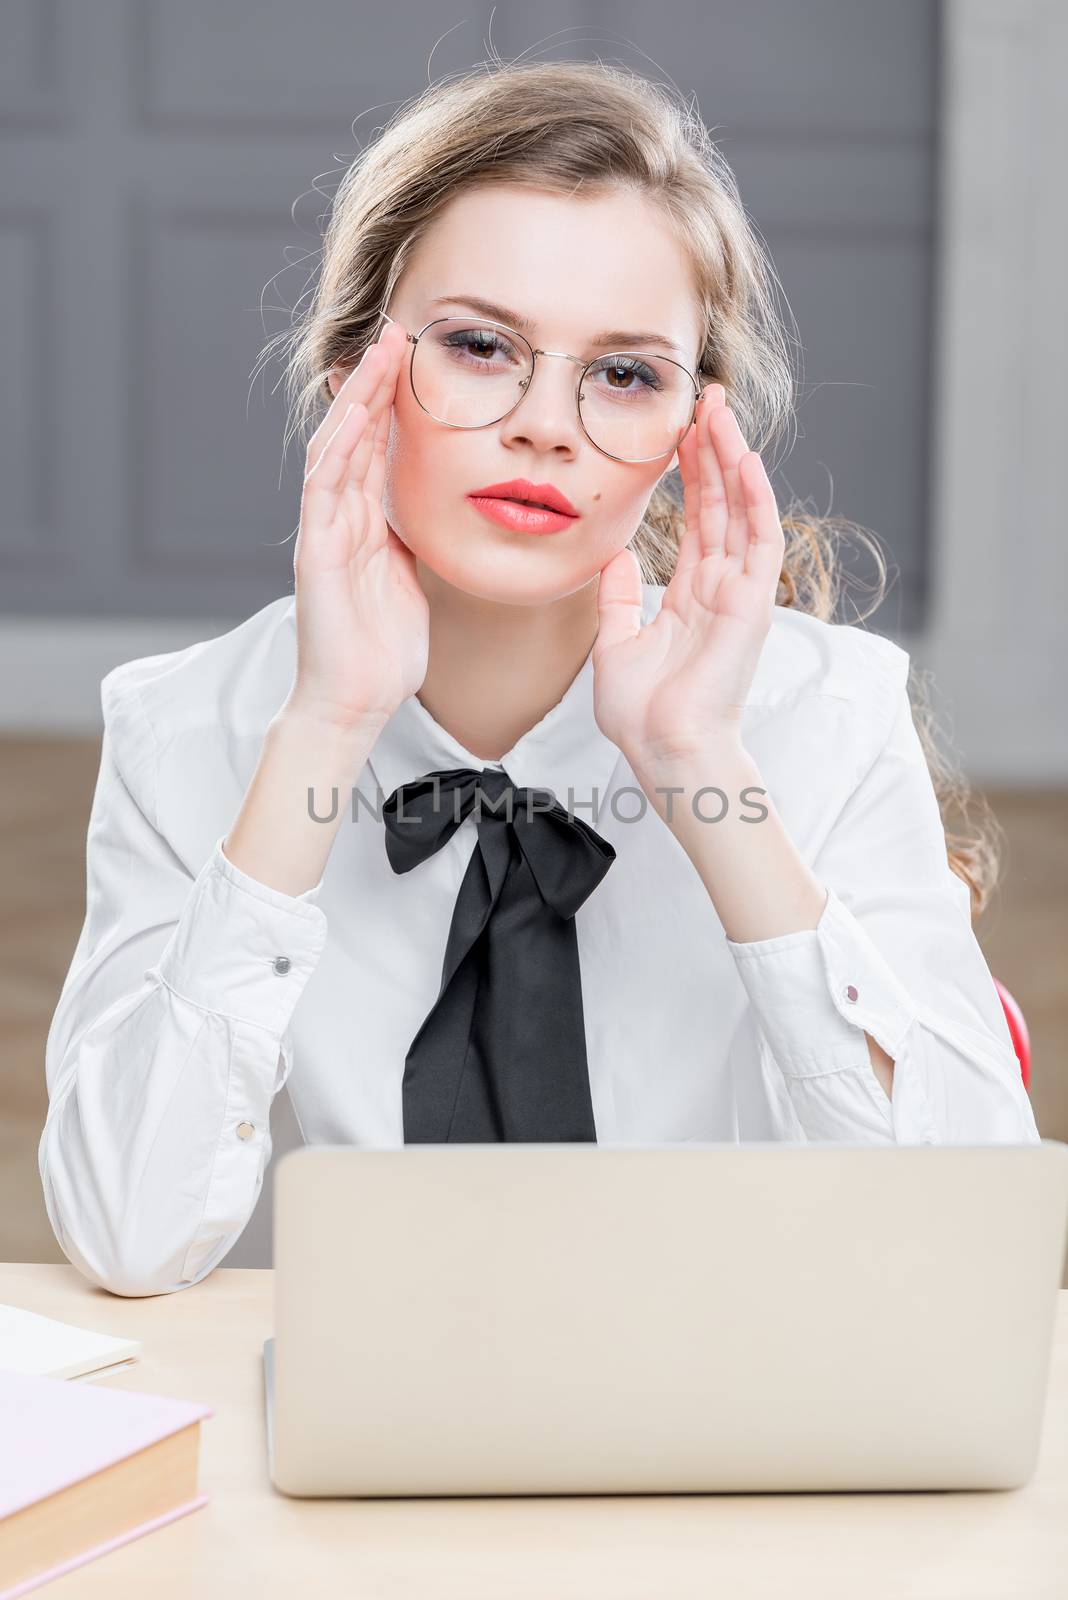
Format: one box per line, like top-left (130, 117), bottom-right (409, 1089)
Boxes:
top-left (844, 984), bottom-right (859, 1003)
top-left (273, 955), bottom-right (292, 975)
top-left (236, 1121), bottom-right (255, 1140)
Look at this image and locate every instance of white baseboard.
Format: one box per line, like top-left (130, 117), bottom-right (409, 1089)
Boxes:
top-left (0, 617), bottom-right (239, 734)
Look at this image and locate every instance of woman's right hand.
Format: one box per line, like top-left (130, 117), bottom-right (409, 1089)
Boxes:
top-left (285, 318), bottom-right (430, 735)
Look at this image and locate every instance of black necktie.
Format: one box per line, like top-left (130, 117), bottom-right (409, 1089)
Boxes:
top-left (381, 765), bottom-right (616, 1143)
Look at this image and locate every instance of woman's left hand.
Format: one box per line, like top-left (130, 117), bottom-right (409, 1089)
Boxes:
top-left (591, 384), bottom-right (785, 772)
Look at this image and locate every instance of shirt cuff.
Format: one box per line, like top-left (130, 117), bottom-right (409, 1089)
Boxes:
top-left (723, 886), bottom-right (932, 1141)
top-left (153, 835), bottom-right (328, 1035)
top-left (725, 885), bottom-right (918, 1075)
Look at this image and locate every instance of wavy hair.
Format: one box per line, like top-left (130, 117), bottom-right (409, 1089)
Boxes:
top-left (254, 55), bottom-right (1000, 919)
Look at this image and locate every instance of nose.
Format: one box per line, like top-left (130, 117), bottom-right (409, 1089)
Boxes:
top-left (497, 350), bottom-right (585, 456)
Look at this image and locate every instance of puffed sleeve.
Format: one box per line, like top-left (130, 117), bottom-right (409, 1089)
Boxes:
top-left (38, 664), bottom-right (328, 1296)
top-left (724, 680), bottom-right (1039, 1146)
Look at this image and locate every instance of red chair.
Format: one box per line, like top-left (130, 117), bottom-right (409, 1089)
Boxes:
top-left (993, 978), bottom-right (1031, 1092)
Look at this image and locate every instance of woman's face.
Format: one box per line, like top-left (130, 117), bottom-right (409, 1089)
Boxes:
top-left (335, 183), bottom-right (704, 606)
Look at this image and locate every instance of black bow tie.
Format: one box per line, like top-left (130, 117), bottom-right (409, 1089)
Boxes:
top-left (382, 765), bottom-right (616, 1143)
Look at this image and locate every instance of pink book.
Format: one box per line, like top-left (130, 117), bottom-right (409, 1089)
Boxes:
top-left (0, 1367), bottom-right (213, 1597)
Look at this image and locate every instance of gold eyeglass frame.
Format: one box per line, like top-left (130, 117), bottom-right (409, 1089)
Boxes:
top-left (377, 309), bottom-right (709, 465)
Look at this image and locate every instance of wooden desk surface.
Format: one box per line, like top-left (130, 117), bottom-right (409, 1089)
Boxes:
top-left (3, 1265), bottom-right (1066, 1599)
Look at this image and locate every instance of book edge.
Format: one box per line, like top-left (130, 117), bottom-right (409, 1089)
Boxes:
top-left (0, 1492), bottom-right (209, 1599)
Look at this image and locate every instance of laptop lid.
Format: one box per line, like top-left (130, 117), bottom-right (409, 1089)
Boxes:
top-left (266, 1141), bottom-right (1068, 1497)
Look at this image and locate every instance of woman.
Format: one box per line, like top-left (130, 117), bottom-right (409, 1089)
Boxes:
top-left (40, 58), bottom-right (1039, 1299)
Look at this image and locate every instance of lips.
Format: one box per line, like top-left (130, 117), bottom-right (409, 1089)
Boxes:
top-left (467, 479), bottom-right (579, 517)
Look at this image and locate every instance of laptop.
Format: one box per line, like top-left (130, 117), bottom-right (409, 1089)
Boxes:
top-left (263, 1140), bottom-right (1068, 1497)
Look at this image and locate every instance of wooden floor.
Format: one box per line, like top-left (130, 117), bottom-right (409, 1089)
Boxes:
top-left (3, 735), bottom-right (1066, 1270)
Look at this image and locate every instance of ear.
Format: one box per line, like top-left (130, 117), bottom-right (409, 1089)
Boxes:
top-left (327, 366), bottom-right (350, 399)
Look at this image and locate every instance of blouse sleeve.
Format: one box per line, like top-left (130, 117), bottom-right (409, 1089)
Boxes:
top-left (724, 682), bottom-right (1040, 1146)
top-left (39, 666), bottom-right (328, 1296)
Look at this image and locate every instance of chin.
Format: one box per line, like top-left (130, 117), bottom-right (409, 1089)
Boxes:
top-left (418, 542), bottom-right (596, 607)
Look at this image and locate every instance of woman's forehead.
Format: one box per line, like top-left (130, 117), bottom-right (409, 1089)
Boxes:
top-left (401, 185), bottom-right (703, 353)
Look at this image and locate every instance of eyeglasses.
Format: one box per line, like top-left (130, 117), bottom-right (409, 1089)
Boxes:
top-left (377, 310), bottom-right (707, 465)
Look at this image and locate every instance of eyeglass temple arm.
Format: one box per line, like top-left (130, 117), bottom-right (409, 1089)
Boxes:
top-left (378, 310), bottom-right (417, 344)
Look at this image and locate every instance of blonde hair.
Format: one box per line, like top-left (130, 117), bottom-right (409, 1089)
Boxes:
top-left (256, 55), bottom-right (1000, 919)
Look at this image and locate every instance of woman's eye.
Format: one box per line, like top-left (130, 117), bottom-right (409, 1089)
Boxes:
top-left (589, 357), bottom-right (662, 392)
top-left (443, 329), bottom-right (520, 364)
top-left (457, 337), bottom-right (496, 359)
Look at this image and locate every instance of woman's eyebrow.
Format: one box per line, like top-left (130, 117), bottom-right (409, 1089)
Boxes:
top-left (426, 293), bottom-right (686, 356)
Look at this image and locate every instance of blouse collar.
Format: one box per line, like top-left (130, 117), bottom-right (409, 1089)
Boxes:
top-left (361, 586), bottom-right (665, 816)
top-left (275, 578), bottom-right (876, 816)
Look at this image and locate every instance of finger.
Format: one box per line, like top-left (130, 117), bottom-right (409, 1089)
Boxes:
top-left (695, 386), bottom-right (730, 559)
top-left (302, 401), bottom-right (367, 495)
top-left (593, 545), bottom-right (643, 662)
top-left (362, 390), bottom-right (393, 510)
top-left (305, 351), bottom-right (382, 484)
top-left (676, 384), bottom-right (726, 571)
top-left (301, 329), bottom-right (405, 574)
top-left (707, 403), bottom-right (753, 564)
top-left (305, 325), bottom-right (401, 478)
top-left (296, 404), bottom-right (374, 571)
top-left (738, 451), bottom-right (786, 603)
top-left (339, 332), bottom-right (403, 496)
top-left (346, 396), bottom-right (394, 565)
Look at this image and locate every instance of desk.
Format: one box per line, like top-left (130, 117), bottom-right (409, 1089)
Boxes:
top-left (2, 1265), bottom-right (1066, 1599)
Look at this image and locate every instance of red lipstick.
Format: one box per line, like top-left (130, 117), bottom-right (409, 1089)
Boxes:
top-left (466, 477), bottom-right (580, 536)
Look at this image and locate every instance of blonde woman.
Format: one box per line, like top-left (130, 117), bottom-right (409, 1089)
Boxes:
top-left (41, 59), bottom-right (1038, 1299)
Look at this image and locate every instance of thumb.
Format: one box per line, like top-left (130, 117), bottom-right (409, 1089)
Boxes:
top-left (594, 545), bottom-right (643, 659)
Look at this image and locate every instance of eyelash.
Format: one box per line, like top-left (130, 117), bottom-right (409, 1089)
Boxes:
top-left (444, 331), bottom-right (664, 392)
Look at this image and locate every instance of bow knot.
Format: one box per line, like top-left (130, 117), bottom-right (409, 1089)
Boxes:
top-left (383, 765), bottom-right (614, 920)
top-left (381, 764), bottom-right (617, 1143)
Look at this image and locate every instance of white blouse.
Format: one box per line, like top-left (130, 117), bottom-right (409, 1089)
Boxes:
top-left (40, 584), bottom-right (1040, 1297)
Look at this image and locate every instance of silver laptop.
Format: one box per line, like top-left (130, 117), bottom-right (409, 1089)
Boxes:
top-left (263, 1140), bottom-right (1068, 1496)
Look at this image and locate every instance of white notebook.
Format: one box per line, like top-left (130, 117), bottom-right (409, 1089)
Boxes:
top-left (0, 1302), bottom-right (140, 1381)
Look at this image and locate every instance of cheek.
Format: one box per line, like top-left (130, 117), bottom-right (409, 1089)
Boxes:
top-left (382, 400), bottom-right (659, 561)
top-left (382, 385), bottom-right (439, 516)
top-left (386, 373), bottom-right (420, 462)
top-left (585, 481), bottom-right (659, 554)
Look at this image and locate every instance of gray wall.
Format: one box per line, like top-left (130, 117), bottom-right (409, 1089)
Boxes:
top-left (2, 0), bottom-right (939, 632)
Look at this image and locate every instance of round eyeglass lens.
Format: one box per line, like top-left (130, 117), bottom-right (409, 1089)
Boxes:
top-left (409, 319), bottom-right (696, 462)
